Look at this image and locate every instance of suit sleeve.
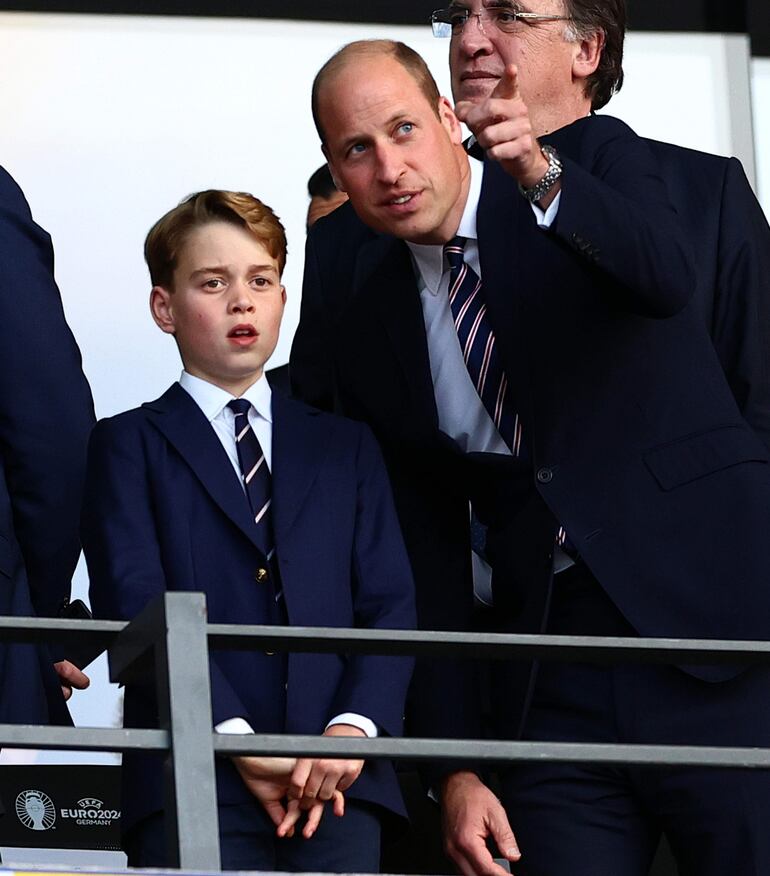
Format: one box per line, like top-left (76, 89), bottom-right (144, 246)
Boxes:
top-left (329, 424), bottom-right (417, 738)
top-left (547, 118), bottom-right (696, 318)
top-left (710, 158), bottom-right (770, 451)
top-left (0, 167), bottom-right (95, 617)
top-left (82, 417), bottom-right (250, 724)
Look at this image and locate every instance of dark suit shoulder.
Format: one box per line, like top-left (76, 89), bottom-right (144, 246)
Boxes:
top-left (309, 199), bottom-right (377, 259)
top-left (274, 390), bottom-right (375, 442)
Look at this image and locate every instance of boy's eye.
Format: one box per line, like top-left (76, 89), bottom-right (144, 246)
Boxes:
top-left (398, 122), bottom-right (414, 135)
top-left (252, 277), bottom-right (271, 287)
top-left (203, 278), bottom-right (224, 289)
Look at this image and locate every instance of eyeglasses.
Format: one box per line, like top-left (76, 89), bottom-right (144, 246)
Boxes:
top-left (431, 6), bottom-right (570, 38)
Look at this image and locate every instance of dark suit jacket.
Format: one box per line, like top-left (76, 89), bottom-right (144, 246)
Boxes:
top-left (646, 139), bottom-right (770, 450)
top-left (0, 166), bottom-right (95, 726)
top-left (291, 115), bottom-right (770, 738)
top-left (82, 383), bottom-right (416, 831)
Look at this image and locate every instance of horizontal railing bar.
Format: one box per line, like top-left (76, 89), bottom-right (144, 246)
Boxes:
top-left (213, 734), bottom-right (770, 769)
top-left (0, 724), bottom-right (168, 752)
top-left (2, 616), bottom-right (770, 665)
top-left (208, 624), bottom-right (770, 665)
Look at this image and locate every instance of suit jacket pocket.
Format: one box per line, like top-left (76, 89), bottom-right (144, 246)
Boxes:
top-left (644, 424), bottom-right (769, 491)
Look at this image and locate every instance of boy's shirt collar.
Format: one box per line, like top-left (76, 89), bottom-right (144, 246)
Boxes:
top-left (178, 371), bottom-right (273, 424)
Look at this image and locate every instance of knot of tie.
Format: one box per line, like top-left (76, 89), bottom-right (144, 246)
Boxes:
top-left (228, 398), bottom-right (252, 417)
top-left (443, 236), bottom-right (467, 273)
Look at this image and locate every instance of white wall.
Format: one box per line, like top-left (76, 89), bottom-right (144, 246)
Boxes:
top-left (751, 57), bottom-right (770, 212)
top-left (0, 11), bottom-right (765, 749)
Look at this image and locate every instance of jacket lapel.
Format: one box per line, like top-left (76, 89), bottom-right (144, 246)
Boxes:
top-left (270, 393), bottom-right (332, 539)
top-left (143, 384), bottom-right (265, 553)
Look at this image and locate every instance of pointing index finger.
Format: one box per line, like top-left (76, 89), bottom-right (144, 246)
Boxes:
top-left (490, 64), bottom-right (519, 101)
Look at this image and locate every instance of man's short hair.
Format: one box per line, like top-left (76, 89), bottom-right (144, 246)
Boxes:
top-left (566, 0), bottom-right (625, 110)
top-left (307, 164), bottom-right (339, 200)
top-left (312, 40), bottom-right (441, 143)
top-left (145, 190), bottom-right (287, 289)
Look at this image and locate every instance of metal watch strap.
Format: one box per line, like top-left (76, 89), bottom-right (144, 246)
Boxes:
top-left (518, 144), bottom-right (563, 204)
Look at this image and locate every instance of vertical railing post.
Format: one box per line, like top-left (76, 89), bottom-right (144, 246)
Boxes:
top-left (154, 592), bottom-right (221, 870)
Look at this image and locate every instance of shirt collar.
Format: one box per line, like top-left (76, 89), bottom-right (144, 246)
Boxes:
top-left (406, 155), bottom-right (483, 296)
top-left (179, 370), bottom-right (273, 424)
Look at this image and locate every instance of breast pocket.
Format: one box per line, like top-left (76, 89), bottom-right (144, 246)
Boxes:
top-left (644, 424), bottom-right (769, 491)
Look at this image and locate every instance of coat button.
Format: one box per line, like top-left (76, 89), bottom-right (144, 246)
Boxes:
top-left (536, 467), bottom-right (553, 484)
top-left (255, 567), bottom-right (269, 583)
top-left (265, 650), bottom-right (276, 656)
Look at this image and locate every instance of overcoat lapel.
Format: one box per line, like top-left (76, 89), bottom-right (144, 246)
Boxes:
top-left (270, 393), bottom-right (332, 539)
top-left (143, 384), bottom-right (265, 553)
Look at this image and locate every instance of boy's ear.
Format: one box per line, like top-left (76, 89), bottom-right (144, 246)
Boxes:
top-left (150, 286), bottom-right (176, 334)
top-left (281, 285), bottom-right (287, 305)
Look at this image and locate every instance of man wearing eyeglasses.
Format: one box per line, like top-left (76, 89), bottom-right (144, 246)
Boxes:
top-left (292, 19), bottom-right (770, 876)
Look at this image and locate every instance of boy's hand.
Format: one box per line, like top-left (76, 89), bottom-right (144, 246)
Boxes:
top-left (233, 756), bottom-right (298, 834)
top-left (278, 790), bottom-right (346, 839)
top-left (289, 724), bottom-right (366, 802)
top-left (233, 755), bottom-right (344, 839)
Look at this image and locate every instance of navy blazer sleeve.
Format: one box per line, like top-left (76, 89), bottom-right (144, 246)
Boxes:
top-left (0, 167), bottom-right (94, 618)
top-left (327, 423), bottom-right (417, 736)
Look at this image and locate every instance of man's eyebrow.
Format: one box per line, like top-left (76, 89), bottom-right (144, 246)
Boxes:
top-left (339, 113), bottom-right (411, 153)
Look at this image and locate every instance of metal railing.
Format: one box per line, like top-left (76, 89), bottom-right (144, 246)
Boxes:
top-left (3, 592), bottom-right (770, 870)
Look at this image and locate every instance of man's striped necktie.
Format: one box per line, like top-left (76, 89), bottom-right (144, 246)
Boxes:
top-left (444, 236), bottom-right (523, 456)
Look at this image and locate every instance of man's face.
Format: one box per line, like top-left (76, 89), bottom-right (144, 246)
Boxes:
top-left (318, 54), bottom-right (469, 245)
top-left (151, 221), bottom-right (286, 396)
top-left (449, 0), bottom-right (580, 117)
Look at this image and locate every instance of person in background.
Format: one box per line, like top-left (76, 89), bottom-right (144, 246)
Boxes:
top-left (306, 163), bottom-right (348, 230)
top-left (0, 165), bottom-right (94, 734)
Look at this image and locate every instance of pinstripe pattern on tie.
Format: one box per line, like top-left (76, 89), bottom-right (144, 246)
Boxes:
top-left (444, 236), bottom-right (522, 455)
top-left (227, 398), bottom-right (274, 558)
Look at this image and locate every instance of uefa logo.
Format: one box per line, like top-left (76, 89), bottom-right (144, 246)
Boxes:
top-left (15, 789), bottom-right (56, 831)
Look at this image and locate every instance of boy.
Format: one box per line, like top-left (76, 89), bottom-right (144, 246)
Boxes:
top-left (82, 190), bottom-right (416, 871)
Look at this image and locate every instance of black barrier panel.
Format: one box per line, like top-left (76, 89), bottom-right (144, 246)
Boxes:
top-left (0, 765), bottom-right (121, 851)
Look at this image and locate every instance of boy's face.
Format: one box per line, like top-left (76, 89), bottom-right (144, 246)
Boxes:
top-left (150, 221), bottom-right (285, 396)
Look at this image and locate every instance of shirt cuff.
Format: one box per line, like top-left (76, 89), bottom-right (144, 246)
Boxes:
top-left (215, 717), bottom-right (255, 735)
top-left (530, 190), bottom-right (561, 228)
top-left (325, 713), bottom-right (378, 738)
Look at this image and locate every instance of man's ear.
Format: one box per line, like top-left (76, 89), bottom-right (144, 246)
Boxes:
top-left (280, 285), bottom-right (287, 305)
top-left (321, 145), bottom-right (346, 193)
top-left (438, 96), bottom-right (463, 145)
top-left (150, 286), bottom-right (175, 334)
top-left (572, 28), bottom-right (604, 81)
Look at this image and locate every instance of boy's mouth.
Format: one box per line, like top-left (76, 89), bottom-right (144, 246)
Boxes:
top-left (228, 324), bottom-right (258, 345)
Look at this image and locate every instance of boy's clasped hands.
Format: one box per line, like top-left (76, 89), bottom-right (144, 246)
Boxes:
top-left (233, 723), bottom-right (366, 839)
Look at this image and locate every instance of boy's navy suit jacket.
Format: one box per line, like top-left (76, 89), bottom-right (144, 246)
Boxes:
top-left (83, 382), bottom-right (416, 833)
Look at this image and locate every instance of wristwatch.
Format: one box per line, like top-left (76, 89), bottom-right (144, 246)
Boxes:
top-left (519, 144), bottom-right (563, 204)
